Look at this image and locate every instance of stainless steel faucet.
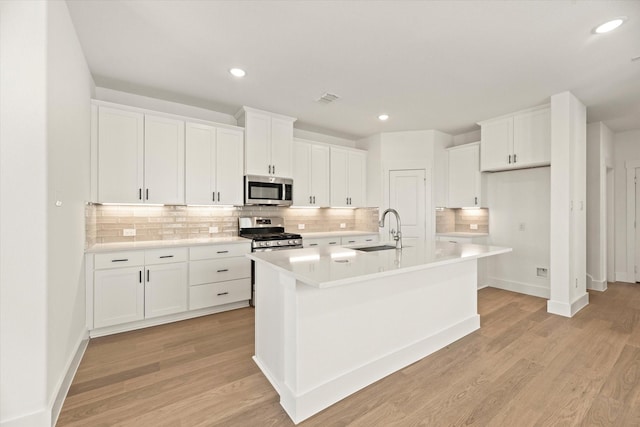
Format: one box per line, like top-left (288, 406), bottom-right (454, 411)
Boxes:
top-left (379, 208), bottom-right (403, 249)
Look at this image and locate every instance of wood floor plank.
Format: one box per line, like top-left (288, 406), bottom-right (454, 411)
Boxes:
top-left (57, 283), bottom-right (640, 427)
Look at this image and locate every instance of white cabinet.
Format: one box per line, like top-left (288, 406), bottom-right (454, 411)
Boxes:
top-left (186, 123), bottom-right (244, 205)
top-left (447, 142), bottom-right (482, 208)
top-left (341, 234), bottom-right (379, 245)
top-left (91, 248), bottom-right (187, 329)
top-left (330, 147), bottom-right (367, 207)
top-left (236, 107), bottom-right (296, 178)
top-left (95, 104), bottom-right (185, 204)
top-left (479, 105), bottom-right (550, 172)
top-left (188, 242), bottom-right (251, 310)
top-left (303, 234), bottom-right (379, 248)
top-left (293, 140), bottom-right (330, 207)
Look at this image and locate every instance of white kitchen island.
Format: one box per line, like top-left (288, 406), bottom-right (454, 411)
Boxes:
top-left (248, 241), bottom-right (511, 424)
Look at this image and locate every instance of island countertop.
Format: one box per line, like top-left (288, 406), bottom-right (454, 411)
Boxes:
top-left (247, 241), bottom-right (511, 288)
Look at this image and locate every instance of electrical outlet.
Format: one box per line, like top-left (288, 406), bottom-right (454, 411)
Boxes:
top-left (470, 224), bottom-right (478, 230)
top-left (536, 267), bottom-right (548, 278)
top-left (209, 226), bottom-right (218, 233)
top-left (340, 223), bottom-right (346, 229)
top-left (123, 229), bottom-right (136, 237)
top-left (298, 224), bottom-right (305, 230)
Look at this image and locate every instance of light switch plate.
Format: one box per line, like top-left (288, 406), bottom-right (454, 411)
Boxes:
top-left (298, 224), bottom-right (305, 230)
top-left (340, 223), bottom-right (346, 229)
top-left (123, 229), bottom-right (136, 237)
top-left (470, 224), bottom-right (478, 230)
top-left (209, 226), bottom-right (218, 233)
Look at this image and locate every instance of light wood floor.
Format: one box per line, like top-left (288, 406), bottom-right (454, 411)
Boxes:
top-left (57, 283), bottom-right (640, 426)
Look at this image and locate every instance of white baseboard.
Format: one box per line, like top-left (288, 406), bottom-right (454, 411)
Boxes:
top-left (485, 277), bottom-right (550, 299)
top-left (89, 301), bottom-right (249, 338)
top-left (616, 271), bottom-right (635, 283)
top-left (547, 292), bottom-right (589, 317)
top-left (0, 410), bottom-right (49, 427)
top-left (586, 276), bottom-right (607, 292)
top-left (256, 315), bottom-right (480, 424)
top-left (50, 331), bottom-right (89, 426)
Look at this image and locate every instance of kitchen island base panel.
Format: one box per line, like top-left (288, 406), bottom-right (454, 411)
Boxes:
top-left (253, 259), bottom-right (479, 424)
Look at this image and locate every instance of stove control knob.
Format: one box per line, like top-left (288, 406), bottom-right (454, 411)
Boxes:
top-left (288, 240), bottom-right (294, 245)
top-left (277, 241), bottom-right (283, 246)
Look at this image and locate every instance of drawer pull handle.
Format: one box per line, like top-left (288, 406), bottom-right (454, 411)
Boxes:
top-left (309, 243), bottom-right (318, 247)
top-left (348, 240), bottom-right (355, 243)
top-left (217, 269), bottom-right (229, 273)
top-left (216, 250), bottom-right (229, 254)
top-left (217, 292), bottom-right (229, 296)
top-left (159, 255), bottom-right (174, 259)
top-left (139, 270), bottom-right (142, 283)
top-left (365, 239), bottom-right (373, 242)
top-left (112, 258), bottom-right (128, 262)
top-left (329, 242), bottom-right (337, 245)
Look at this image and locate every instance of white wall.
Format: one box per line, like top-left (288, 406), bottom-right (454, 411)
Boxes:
top-left (613, 130), bottom-right (640, 281)
top-left (0, 1), bottom-right (49, 425)
top-left (294, 128), bottom-right (356, 148)
top-left (485, 168), bottom-right (551, 298)
top-left (1, 2), bottom-right (94, 426)
top-left (452, 129), bottom-right (481, 146)
top-left (46, 1), bottom-right (94, 424)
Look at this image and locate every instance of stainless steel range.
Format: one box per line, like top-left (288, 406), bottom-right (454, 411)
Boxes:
top-left (238, 216), bottom-right (303, 305)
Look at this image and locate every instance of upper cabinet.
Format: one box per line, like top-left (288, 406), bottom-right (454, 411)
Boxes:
top-left (292, 140), bottom-right (330, 207)
top-left (185, 123), bottom-right (244, 206)
top-left (447, 142), bottom-right (482, 208)
top-left (235, 107), bottom-right (296, 178)
top-left (479, 105), bottom-right (550, 172)
top-left (95, 105), bottom-right (184, 204)
top-left (330, 147), bottom-right (367, 207)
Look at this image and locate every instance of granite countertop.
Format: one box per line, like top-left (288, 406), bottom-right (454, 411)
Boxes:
top-left (86, 236), bottom-right (250, 253)
top-left (436, 232), bottom-right (489, 238)
top-left (248, 241), bottom-right (511, 288)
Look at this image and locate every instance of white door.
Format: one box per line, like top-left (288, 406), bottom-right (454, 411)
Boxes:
top-left (94, 267), bottom-right (144, 328)
top-left (244, 111), bottom-right (271, 176)
top-left (389, 169), bottom-right (426, 242)
top-left (636, 168), bottom-right (640, 282)
top-left (330, 147), bottom-right (349, 207)
top-left (144, 115), bottom-right (185, 204)
top-left (513, 108), bottom-right (551, 167)
top-left (145, 263), bottom-right (188, 319)
top-left (480, 117), bottom-right (512, 171)
top-left (270, 117), bottom-right (293, 178)
top-left (292, 141), bottom-right (311, 206)
top-left (97, 107), bottom-right (144, 203)
top-left (215, 128), bottom-right (244, 205)
top-left (185, 122), bottom-right (215, 205)
top-left (448, 144), bottom-right (480, 208)
top-left (310, 144), bottom-right (330, 207)
top-left (348, 151), bottom-right (366, 207)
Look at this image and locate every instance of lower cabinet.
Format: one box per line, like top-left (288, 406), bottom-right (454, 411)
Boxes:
top-left (88, 241), bottom-right (251, 335)
top-left (188, 244), bottom-right (251, 310)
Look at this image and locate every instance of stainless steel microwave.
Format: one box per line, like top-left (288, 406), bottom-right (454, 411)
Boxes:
top-left (244, 175), bottom-right (293, 206)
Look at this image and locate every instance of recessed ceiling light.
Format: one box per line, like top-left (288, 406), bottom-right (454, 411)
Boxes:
top-left (229, 68), bottom-right (246, 78)
top-left (593, 17), bottom-right (627, 34)
top-left (378, 114), bottom-right (389, 121)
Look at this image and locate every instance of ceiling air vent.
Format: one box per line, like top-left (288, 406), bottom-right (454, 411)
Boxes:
top-left (316, 92), bottom-right (340, 104)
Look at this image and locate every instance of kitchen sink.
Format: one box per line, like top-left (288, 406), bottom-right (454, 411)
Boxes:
top-left (355, 245), bottom-right (398, 252)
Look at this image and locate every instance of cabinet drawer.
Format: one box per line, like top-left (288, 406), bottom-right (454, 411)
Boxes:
top-left (145, 247), bottom-right (188, 265)
top-left (189, 278), bottom-right (251, 310)
top-left (303, 237), bottom-right (341, 248)
top-left (189, 258), bottom-right (250, 286)
top-left (189, 243), bottom-right (250, 261)
top-left (341, 235), bottom-right (379, 245)
top-left (94, 251), bottom-right (145, 270)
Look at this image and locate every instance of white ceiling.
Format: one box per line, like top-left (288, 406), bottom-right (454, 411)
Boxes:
top-left (66, 0), bottom-right (640, 140)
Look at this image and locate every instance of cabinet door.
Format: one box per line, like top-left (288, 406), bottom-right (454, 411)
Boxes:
top-left (311, 144), bottom-right (330, 207)
top-left (244, 111), bottom-right (271, 176)
top-left (513, 107), bottom-right (550, 167)
top-left (448, 144), bottom-right (480, 208)
top-left (330, 148), bottom-right (349, 207)
top-left (144, 115), bottom-right (185, 204)
top-left (292, 141), bottom-right (312, 206)
top-left (480, 117), bottom-right (513, 172)
top-left (347, 151), bottom-right (366, 207)
top-left (97, 107), bottom-right (144, 203)
top-left (145, 263), bottom-right (188, 319)
top-left (215, 128), bottom-right (244, 205)
top-left (185, 122), bottom-right (215, 205)
top-left (270, 117), bottom-right (293, 178)
top-left (94, 267), bottom-right (144, 328)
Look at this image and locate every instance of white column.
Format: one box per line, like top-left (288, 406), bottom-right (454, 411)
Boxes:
top-left (548, 91), bottom-right (589, 317)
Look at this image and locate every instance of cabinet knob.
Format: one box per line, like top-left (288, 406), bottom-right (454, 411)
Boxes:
top-left (513, 154), bottom-right (517, 163)
top-left (508, 154), bottom-right (511, 164)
